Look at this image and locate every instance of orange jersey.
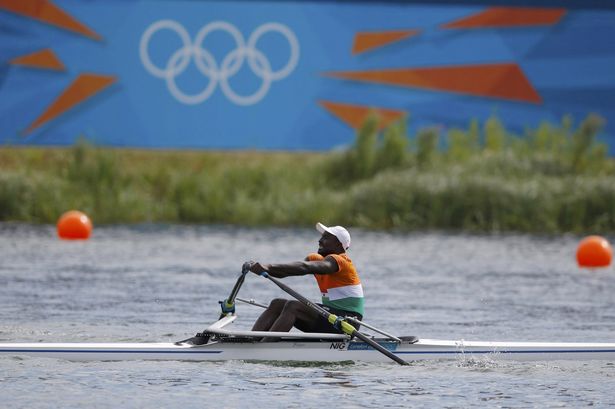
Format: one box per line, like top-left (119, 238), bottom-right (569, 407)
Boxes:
top-left (307, 253), bottom-right (364, 315)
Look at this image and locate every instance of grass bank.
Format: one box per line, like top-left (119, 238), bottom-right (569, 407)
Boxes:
top-left (1, 114), bottom-right (613, 233)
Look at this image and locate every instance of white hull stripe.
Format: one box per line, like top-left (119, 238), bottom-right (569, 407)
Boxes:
top-left (0, 349), bottom-right (224, 355)
top-left (322, 284), bottom-right (363, 301)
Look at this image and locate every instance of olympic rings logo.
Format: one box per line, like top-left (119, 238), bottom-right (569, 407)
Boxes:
top-left (139, 20), bottom-right (300, 106)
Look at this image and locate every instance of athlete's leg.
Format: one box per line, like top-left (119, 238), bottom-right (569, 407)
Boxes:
top-left (251, 298), bottom-right (288, 331)
top-left (268, 300), bottom-right (320, 332)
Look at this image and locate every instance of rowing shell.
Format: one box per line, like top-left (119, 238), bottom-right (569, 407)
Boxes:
top-left (2, 338), bottom-right (615, 363)
top-left (2, 314), bottom-right (614, 363)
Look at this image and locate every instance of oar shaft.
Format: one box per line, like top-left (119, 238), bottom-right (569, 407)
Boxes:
top-left (226, 275), bottom-right (246, 305)
top-left (261, 273), bottom-right (334, 320)
top-left (351, 331), bottom-right (408, 366)
top-left (345, 317), bottom-right (402, 343)
top-left (219, 262), bottom-right (251, 319)
top-left (261, 273), bottom-right (409, 366)
top-left (228, 262), bottom-right (252, 302)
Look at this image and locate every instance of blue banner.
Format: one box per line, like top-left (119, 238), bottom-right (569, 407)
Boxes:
top-left (1, 1), bottom-right (614, 150)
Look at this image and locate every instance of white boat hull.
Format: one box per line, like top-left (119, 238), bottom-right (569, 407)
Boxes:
top-left (2, 339), bottom-right (615, 363)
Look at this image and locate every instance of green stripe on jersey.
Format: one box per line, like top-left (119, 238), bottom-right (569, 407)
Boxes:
top-left (323, 297), bottom-right (364, 316)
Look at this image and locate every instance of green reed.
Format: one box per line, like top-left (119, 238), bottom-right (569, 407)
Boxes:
top-left (0, 113), bottom-right (612, 232)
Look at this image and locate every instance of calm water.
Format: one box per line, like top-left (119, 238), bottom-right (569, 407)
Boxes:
top-left (1, 224), bottom-right (614, 408)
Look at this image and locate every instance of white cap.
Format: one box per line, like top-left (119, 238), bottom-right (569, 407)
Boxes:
top-left (316, 222), bottom-right (351, 250)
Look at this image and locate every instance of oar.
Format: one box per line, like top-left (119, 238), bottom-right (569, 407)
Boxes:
top-left (259, 272), bottom-right (409, 366)
top-left (218, 262), bottom-right (251, 319)
top-left (177, 263), bottom-right (252, 345)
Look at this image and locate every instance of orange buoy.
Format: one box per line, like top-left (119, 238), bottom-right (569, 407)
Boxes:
top-left (57, 210), bottom-right (93, 240)
top-left (576, 235), bottom-right (612, 268)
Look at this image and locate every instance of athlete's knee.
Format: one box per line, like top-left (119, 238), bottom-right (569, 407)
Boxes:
top-left (281, 300), bottom-right (303, 314)
top-left (268, 298), bottom-right (287, 310)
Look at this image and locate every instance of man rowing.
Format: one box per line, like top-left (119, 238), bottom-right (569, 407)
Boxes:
top-left (247, 223), bottom-right (364, 335)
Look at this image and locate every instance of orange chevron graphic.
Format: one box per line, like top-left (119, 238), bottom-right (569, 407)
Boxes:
top-left (352, 30), bottom-right (421, 55)
top-left (25, 73), bottom-right (116, 134)
top-left (442, 7), bottom-right (566, 29)
top-left (323, 63), bottom-right (542, 104)
top-left (319, 100), bottom-right (407, 130)
top-left (10, 48), bottom-right (65, 71)
top-left (0, 0), bottom-right (101, 40)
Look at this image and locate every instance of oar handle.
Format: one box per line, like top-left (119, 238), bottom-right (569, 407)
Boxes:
top-left (260, 272), bottom-right (409, 366)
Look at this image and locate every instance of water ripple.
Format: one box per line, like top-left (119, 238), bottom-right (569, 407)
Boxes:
top-left (1, 224), bottom-right (614, 407)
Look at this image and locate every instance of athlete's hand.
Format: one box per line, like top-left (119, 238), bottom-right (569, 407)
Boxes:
top-left (247, 261), bottom-right (269, 274)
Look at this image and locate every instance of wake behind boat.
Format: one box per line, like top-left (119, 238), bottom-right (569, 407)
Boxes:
top-left (2, 266), bottom-right (614, 364)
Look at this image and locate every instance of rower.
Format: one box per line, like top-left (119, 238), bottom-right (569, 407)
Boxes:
top-left (247, 223), bottom-right (364, 337)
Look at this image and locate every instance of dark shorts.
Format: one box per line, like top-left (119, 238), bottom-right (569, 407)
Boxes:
top-left (296, 304), bottom-right (363, 334)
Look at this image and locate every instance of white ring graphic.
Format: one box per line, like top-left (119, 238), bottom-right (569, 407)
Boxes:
top-left (140, 20), bottom-right (300, 106)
